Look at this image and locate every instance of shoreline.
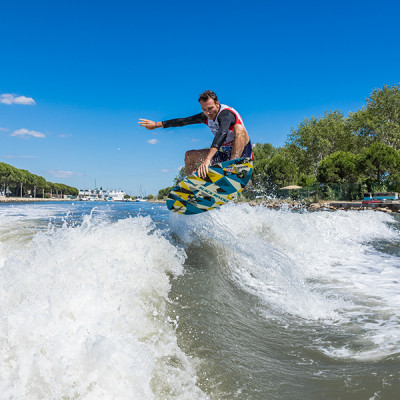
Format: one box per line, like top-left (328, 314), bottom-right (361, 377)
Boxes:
top-left (1, 196), bottom-right (399, 214)
top-left (0, 196), bottom-right (73, 203)
top-left (0, 196), bottom-right (167, 204)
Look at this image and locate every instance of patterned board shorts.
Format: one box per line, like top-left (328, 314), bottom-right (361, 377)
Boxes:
top-left (212, 141), bottom-right (253, 164)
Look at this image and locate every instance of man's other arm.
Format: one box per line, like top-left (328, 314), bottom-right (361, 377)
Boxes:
top-left (210, 110), bottom-right (236, 149)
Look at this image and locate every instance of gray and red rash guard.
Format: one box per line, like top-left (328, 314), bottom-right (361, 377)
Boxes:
top-left (162, 104), bottom-right (248, 153)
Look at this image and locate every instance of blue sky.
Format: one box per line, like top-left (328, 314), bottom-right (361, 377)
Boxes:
top-left (1, 0), bottom-right (399, 195)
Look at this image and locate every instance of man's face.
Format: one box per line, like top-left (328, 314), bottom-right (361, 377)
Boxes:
top-left (200, 98), bottom-right (220, 120)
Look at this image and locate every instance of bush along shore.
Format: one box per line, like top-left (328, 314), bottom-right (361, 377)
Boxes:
top-left (247, 198), bottom-right (400, 214)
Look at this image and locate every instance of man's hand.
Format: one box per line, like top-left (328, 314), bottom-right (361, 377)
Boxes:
top-left (138, 119), bottom-right (158, 130)
top-left (197, 158), bottom-right (212, 179)
top-left (197, 148), bottom-right (218, 178)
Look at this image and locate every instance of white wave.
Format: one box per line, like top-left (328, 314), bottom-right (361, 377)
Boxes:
top-left (170, 204), bottom-right (400, 361)
top-left (0, 212), bottom-right (208, 399)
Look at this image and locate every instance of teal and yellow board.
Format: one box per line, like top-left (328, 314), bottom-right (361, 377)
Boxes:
top-left (167, 157), bottom-right (253, 215)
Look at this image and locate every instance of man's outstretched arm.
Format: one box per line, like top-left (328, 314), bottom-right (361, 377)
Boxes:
top-left (138, 113), bottom-right (206, 130)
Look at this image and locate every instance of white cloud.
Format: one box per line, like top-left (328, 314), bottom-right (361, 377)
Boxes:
top-left (47, 170), bottom-right (81, 178)
top-left (191, 138), bottom-right (200, 142)
top-left (160, 169), bottom-right (169, 173)
top-left (2, 155), bottom-right (37, 159)
top-left (0, 127), bottom-right (9, 132)
top-left (11, 128), bottom-right (45, 138)
top-left (0, 93), bottom-right (36, 105)
top-left (59, 134), bottom-right (72, 138)
top-left (147, 139), bottom-right (158, 145)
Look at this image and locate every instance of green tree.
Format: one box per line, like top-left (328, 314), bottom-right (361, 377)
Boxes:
top-left (252, 142), bottom-right (276, 161)
top-left (357, 142), bottom-right (400, 183)
top-left (266, 151), bottom-right (298, 188)
top-left (0, 163), bottom-right (23, 195)
top-left (157, 186), bottom-right (173, 200)
top-left (251, 142), bottom-right (276, 189)
top-left (287, 110), bottom-right (354, 174)
top-left (174, 167), bottom-right (186, 185)
top-left (1, 162), bottom-right (79, 196)
top-left (317, 151), bottom-right (359, 183)
top-left (349, 84), bottom-right (400, 150)
top-left (283, 142), bottom-right (312, 176)
top-left (297, 173), bottom-right (317, 187)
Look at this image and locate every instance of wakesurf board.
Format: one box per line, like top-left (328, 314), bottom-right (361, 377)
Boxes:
top-left (166, 157), bottom-right (253, 215)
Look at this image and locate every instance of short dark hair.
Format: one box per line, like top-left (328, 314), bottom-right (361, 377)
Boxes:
top-left (198, 90), bottom-right (218, 103)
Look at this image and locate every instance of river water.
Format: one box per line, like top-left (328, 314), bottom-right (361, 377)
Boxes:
top-left (0, 201), bottom-right (399, 399)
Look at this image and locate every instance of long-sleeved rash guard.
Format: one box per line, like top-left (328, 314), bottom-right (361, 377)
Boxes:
top-left (162, 109), bottom-right (237, 150)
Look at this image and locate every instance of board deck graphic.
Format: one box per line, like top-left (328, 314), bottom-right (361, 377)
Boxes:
top-left (167, 157), bottom-right (253, 215)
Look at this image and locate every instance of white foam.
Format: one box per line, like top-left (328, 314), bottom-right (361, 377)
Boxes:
top-left (0, 211), bottom-right (208, 399)
top-left (171, 204), bottom-right (400, 361)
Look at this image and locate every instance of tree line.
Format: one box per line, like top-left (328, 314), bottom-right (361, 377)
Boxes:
top-left (0, 162), bottom-right (79, 197)
top-left (250, 83), bottom-right (400, 196)
top-left (157, 83), bottom-right (400, 199)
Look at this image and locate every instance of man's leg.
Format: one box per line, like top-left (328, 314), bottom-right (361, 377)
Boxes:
top-left (184, 149), bottom-right (210, 176)
top-left (231, 125), bottom-right (250, 159)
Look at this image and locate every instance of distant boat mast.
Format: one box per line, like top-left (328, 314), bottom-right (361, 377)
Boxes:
top-left (139, 184), bottom-right (147, 198)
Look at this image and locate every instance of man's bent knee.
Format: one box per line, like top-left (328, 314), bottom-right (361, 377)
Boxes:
top-left (185, 149), bottom-right (208, 160)
top-left (185, 149), bottom-right (199, 155)
top-left (185, 150), bottom-right (201, 163)
top-left (185, 149), bottom-right (210, 175)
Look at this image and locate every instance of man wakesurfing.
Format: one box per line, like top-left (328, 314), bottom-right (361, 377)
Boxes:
top-left (138, 90), bottom-right (253, 179)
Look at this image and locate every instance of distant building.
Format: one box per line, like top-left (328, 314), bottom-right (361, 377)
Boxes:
top-left (106, 190), bottom-right (126, 201)
top-left (78, 189), bottom-right (126, 201)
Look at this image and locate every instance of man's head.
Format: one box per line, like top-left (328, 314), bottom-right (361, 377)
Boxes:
top-left (198, 90), bottom-right (220, 120)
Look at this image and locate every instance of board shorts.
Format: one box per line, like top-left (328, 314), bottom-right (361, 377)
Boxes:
top-left (211, 141), bottom-right (253, 164)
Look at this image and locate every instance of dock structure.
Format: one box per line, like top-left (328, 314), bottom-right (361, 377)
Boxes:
top-left (312, 192), bottom-right (400, 213)
top-left (326, 200), bottom-right (400, 213)
top-left (250, 192), bottom-right (400, 214)
top-left (309, 192), bottom-right (398, 213)
top-left (78, 189), bottom-right (126, 201)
